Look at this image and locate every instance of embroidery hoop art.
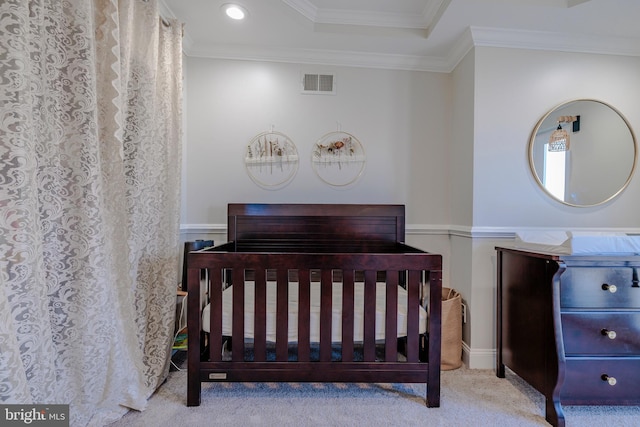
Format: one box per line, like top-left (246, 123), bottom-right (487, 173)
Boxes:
top-left (244, 131), bottom-right (299, 189)
top-left (311, 131), bottom-right (366, 187)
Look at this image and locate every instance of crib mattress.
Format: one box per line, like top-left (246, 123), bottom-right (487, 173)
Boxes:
top-left (202, 282), bottom-right (427, 342)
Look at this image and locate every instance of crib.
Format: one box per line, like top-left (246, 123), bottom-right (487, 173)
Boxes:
top-left (186, 203), bottom-right (442, 407)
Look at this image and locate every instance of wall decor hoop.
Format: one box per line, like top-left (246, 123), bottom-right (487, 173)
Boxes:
top-left (311, 131), bottom-right (365, 186)
top-left (245, 130), bottom-right (299, 188)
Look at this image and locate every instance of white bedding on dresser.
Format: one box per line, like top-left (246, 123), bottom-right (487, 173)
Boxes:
top-left (514, 231), bottom-right (640, 254)
top-left (202, 281), bottom-right (427, 342)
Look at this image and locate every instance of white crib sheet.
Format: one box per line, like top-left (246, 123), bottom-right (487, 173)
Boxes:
top-left (202, 282), bottom-right (427, 342)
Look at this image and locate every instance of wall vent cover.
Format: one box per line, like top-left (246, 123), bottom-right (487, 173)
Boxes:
top-left (302, 73), bottom-right (335, 94)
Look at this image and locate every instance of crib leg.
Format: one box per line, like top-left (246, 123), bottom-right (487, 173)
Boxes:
top-left (426, 353), bottom-right (441, 408)
top-left (188, 334), bottom-right (201, 406)
top-left (426, 340), bottom-right (441, 407)
top-left (187, 365), bottom-right (201, 406)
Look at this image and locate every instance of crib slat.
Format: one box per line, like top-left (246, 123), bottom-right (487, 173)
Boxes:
top-left (363, 270), bottom-right (376, 361)
top-left (406, 270), bottom-right (421, 362)
top-left (209, 268), bottom-right (223, 362)
top-left (341, 270), bottom-right (355, 362)
top-left (319, 269), bottom-right (333, 361)
top-left (253, 269), bottom-right (267, 362)
top-left (232, 269), bottom-right (245, 361)
top-left (385, 271), bottom-right (398, 361)
top-left (276, 268), bottom-right (289, 361)
top-left (297, 269), bottom-right (311, 362)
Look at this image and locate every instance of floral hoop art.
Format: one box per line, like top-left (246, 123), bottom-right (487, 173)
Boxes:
top-left (245, 131), bottom-right (299, 189)
top-left (312, 131), bottom-right (366, 186)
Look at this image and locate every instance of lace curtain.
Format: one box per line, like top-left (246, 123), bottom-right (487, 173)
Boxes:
top-left (0, 0), bottom-right (183, 425)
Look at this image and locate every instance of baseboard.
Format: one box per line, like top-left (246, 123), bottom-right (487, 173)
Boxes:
top-left (462, 341), bottom-right (495, 370)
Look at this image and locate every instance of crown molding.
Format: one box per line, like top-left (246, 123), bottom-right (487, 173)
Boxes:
top-left (281, 0), bottom-right (449, 29)
top-left (280, 0), bottom-right (317, 22)
top-left (313, 8), bottom-right (428, 29)
top-left (181, 25), bottom-right (639, 74)
top-left (184, 44), bottom-right (453, 73)
top-left (444, 27), bottom-right (475, 71)
top-left (470, 26), bottom-right (640, 57)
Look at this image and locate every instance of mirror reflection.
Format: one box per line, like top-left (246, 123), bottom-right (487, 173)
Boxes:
top-left (528, 99), bottom-right (637, 207)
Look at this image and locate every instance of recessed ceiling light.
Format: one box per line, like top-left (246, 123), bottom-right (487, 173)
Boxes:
top-left (222, 3), bottom-right (248, 20)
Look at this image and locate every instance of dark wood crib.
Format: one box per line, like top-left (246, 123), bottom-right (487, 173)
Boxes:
top-left (186, 203), bottom-right (442, 407)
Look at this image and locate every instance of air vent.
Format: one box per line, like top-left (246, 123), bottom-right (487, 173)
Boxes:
top-left (301, 73), bottom-right (336, 95)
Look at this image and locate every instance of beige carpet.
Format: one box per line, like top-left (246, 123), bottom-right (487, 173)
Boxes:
top-left (109, 360), bottom-right (640, 427)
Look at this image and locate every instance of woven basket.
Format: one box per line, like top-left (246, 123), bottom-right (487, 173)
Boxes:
top-left (441, 287), bottom-right (463, 370)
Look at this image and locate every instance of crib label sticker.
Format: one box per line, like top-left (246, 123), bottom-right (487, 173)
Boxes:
top-left (209, 373), bottom-right (227, 380)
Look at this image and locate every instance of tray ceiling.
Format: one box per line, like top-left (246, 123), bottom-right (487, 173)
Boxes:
top-left (160, 0), bottom-right (640, 72)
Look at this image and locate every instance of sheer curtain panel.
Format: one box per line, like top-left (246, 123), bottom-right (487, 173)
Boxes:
top-left (0, 0), bottom-right (183, 425)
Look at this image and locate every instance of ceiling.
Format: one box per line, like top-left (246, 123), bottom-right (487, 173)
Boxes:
top-left (160, 0), bottom-right (640, 72)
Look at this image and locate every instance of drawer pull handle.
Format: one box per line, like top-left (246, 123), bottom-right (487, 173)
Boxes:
top-left (601, 374), bottom-right (617, 386)
top-left (602, 284), bottom-right (617, 293)
top-left (601, 329), bottom-right (617, 339)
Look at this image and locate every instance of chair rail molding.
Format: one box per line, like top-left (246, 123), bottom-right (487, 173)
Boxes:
top-left (180, 223), bottom-right (640, 239)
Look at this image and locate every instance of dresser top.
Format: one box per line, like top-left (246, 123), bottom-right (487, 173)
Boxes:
top-left (496, 245), bottom-right (640, 265)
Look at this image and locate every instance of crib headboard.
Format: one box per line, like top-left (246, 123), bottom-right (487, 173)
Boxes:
top-left (227, 204), bottom-right (405, 251)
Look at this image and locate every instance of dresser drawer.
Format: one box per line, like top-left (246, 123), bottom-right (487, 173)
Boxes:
top-left (560, 267), bottom-right (640, 308)
top-left (561, 358), bottom-right (640, 404)
top-left (562, 312), bottom-right (640, 355)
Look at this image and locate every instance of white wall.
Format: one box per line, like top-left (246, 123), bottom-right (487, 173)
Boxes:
top-left (474, 47), bottom-right (640, 228)
top-left (462, 47), bottom-right (640, 368)
top-left (181, 56), bottom-right (455, 288)
top-left (182, 57), bottom-right (452, 228)
top-left (450, 49), bottom-right (475, 228)
top-left (449, 49), bottom-right (475, 349)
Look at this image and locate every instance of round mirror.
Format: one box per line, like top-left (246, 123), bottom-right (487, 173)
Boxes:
top-left (528, 99), bottom-right (637, 207)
